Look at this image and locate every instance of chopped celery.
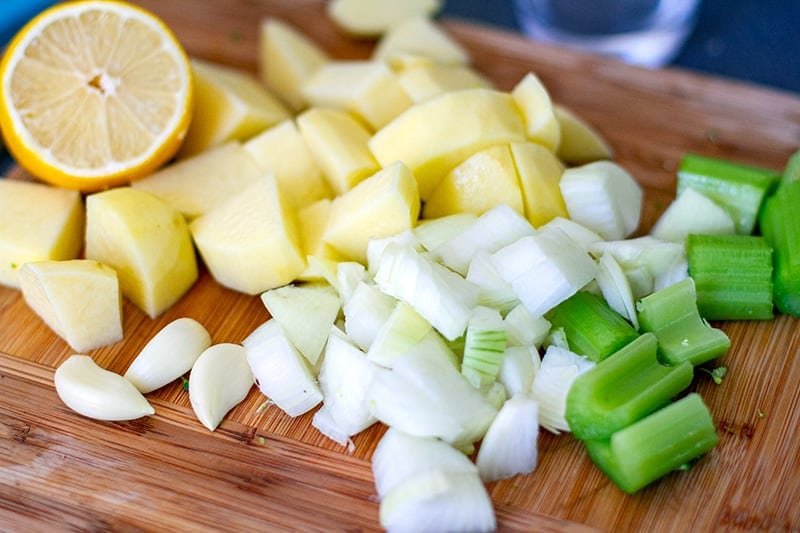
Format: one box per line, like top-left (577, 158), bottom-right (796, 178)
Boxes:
top-left (545, 291), bottom-right (638, 363)
top-left (565, 333), bottom-right (694, 441)
top-left (758, 180), bottom-right (800, 316)
top-left (583, 393), bottom-right (718, 494)
top-left (636, 277), bottom-right (730, 366)
top-left (461, 306), bottom-right (507, 389)
top-left (782, 148), bottom-right (800, 184)
top-left (686, 233), bottom-right (774, 320)
top-left (677, 153), bottom-right (781, 235)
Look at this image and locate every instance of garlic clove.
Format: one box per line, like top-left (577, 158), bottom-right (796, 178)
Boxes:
top-left (124, 317), bottom-right (212, 393)
top-left (189, 343), bottom-right (254, 431)
top-left (54, 355), bottom-right (155, 421)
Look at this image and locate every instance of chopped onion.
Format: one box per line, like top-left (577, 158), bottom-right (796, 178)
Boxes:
top-left (595, 252), bottom-right (639, 329)
top-left (475, 394), bottom-right (539, 482)
top-left (243, 319), bottom-right (323, 417)
top-left (375, 242), bottom-right (479, 341)
top-left (498, 345), bottom-right (538, 397)
top-left (314, 327), bottom-right (377, 444)
top-left (434, 204), bottom-right (535, 275)
top-left (343, 281), bottom-right (397, 351)
top-left (530, 345), bottom-right (594, 433)
top-left (367, 347), bottom-right (498, 446)
top-left (650, 187), bottom-right (736, 242)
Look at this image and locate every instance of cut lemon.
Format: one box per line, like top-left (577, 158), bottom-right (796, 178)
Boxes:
top-left (0, 1), bottom-right (194, 192)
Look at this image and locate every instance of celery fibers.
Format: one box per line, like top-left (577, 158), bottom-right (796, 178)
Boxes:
top-left (686, 234), bottom-right (774, 320)
top-left (636, 277), bottom-right (730, 366)
top-left (566, 333), bottom-right (694, 441)
top-left (677, 153), bottom-right (781, 235)
top-left (545, 291), bottom-right (638, 363)
top-left (583, 393), bottom-right (718, 494)
top-left (758, 180), bottom-right (800, 316)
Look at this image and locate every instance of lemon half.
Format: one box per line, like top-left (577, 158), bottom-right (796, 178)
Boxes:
top-left (0, 0), bottom-right (194, 192)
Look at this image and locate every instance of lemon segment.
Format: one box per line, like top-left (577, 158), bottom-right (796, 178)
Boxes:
top-left (0, 1), bottom-right (194, 192)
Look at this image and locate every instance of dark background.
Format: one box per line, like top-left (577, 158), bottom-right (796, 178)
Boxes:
top-left (442, 0), bottom-right (800, 95)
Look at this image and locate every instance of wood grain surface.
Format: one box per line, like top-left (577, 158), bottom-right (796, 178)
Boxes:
top-left (2, 1), bottom-right (800, 531)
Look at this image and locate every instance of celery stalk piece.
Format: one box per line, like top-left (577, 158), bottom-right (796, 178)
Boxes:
top-left (677, 153), bottom-right (781, 235)
top-left (686, 233), bottom-right (774, 320)
top-left (758, 180), bottom-right (800, 316)
top-left (461, 306), bottom-right (507, 389)
top-left (650, 187), bottom-right (736, 243)
top-left (636, 277), bottom-right (731, 366)
top-left (782, 149), bottom-right (800, 184)
top-left (565, 333), bottom-right (694, 440)
top-left (375, 242), bottom-right (479, 341)
top-left (545, 291), bottom-right (638, 363)
top-left (583, 392), bottom-right (718, 494)
top-left (492, 227), bottom-right (597, 317)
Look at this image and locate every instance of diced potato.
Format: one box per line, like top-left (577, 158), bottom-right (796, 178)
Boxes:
top-left (323, 161), bottom-right (420, 264)
top-left (85, 188), bottom-right (198, 318)
top-left (372, 15), bottom-right (469, 65)
top-left (243, 119), bottom-right (333, 209)
top-left (0, 180), bottom-right (83, 289)
top-left (510, 142), bottom-right (568, 227)
top-left (368, 88), bottom-right (526, 200)
top-left (297, 199), bottom-right (346, 264)
top-left (511, 72), bottom-right (561, 152)
top-left (190, 174), bottom-right (306, 295)
top-left (179, 58), bottom-right (290, 157)
top-left (297, 107), bottom-right (381, 195)
top-left (258, 18), bottom-right (329, 112)
top-left (422, 144), bottom-right (523, 219)
top-left (19, 259), bottom-right (123, 352)
top-left (554, 105), bottom-right (614, 164)
top-left (301, 60), bottom-right (413, 130)
top-left (328, 0), bottom-right (443, 38)
top-left (132, 141), bottom-right (263, 220)
top-left (398, 62), bottom-right (493, 103)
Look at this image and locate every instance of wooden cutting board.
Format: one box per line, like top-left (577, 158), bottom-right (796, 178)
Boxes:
top-left (2, 1), bottom-right (799, 531)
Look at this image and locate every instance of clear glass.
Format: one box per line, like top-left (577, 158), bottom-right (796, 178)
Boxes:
top-left (512, 0), bottom-right (702, 67)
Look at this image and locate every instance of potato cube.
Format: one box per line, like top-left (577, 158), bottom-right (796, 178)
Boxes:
top-left (0, 180), bottom-right (83, 289)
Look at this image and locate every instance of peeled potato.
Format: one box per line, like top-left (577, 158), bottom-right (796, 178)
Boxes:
top-left (328, 0), bottom-right (443, 38)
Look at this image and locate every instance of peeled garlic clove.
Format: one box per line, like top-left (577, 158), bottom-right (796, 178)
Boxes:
top-left (189, 343), bottom-right (254, 431)
top-left (54, 355), bottom-right (155, 421)
top-left (124, 317), bottom-right (212, 393)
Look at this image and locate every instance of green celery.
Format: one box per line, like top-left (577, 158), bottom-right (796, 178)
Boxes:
top-left (636, 277), bottom-right (730, 366)
top-left (782, 149), bottom-right (800, 184)
top-left (677, 153), bottom-right (781, 234)
top-left (545, 290), bottom-right (638, 363)
top-left (461, 307), bottom-right (507, 389)
top-left (565, 333), bottom-right (694, 441)
top-left (583, 393), bottom-right (718, 494)
top-left (758, 180), bottom-right (800, 316)
top-left (686, 234), bottom-right (774, 320)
